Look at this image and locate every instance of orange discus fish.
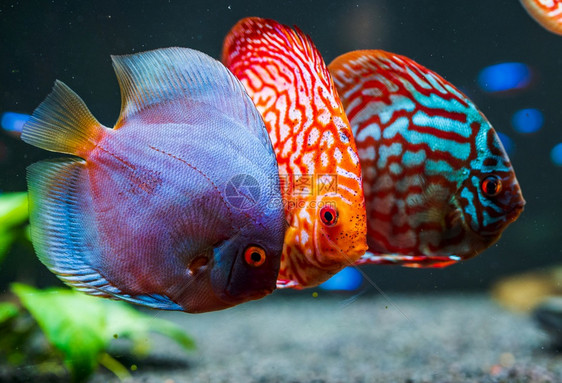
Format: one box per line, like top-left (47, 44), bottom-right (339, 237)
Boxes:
top-left (520, 0), bottom-right (562, 35)
top-left (223, 17), bottom-right (368, 288)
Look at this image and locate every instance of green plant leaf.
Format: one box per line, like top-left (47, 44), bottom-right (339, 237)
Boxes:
top-left (12, 283), bottom-right (108, 382)
top-left (9, 284), bottom-right (195, 382)
top-left (0, 193), bottom-right (29, 262)
top-left (24, 224), bottom-right (31, 242)
top-left (98, 352), bottom-right (131, 381)
top-left (0, 229), bottom-right (17, 263)
top-left (143, 316), bottom-right (196, 351)
top-left (104, 301), bottom-right (196, 354)
top-left (0, 192), bottom-right (29, 230)
top-left (0, 302), bottom-right (18, 324)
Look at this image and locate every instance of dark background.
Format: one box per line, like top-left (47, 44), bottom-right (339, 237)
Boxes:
top-left (0, 0), bottom-right (560, 293)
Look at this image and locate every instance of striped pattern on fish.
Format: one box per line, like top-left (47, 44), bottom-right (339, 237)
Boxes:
top-left (329, 50), bottom-right (525, 267)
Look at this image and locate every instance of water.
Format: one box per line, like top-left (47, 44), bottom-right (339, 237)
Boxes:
top-left (0, 1), bottom-right (561, 381)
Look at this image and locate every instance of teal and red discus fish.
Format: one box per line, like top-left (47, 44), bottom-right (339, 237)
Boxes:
top-left (223, 18), bottom-right (368, 288)
top-left (22, 47), bottom-right (286, 313)
top-left (520, 0), bottom-right (562, 35)
top-left (329, 50), bottom-right (525, 267)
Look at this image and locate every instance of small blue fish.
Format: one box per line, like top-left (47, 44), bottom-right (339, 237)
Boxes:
top-left (22, 47), bottom-right (286, 313)
top-left (1, 112), bottom-right (30, 138)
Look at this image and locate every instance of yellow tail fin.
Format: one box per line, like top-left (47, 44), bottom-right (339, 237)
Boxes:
top-left (22, 80), bottom-right (106, 158)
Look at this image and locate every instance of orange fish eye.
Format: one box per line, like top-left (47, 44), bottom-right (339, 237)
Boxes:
top-left (244, 246), bottom-right (266, 267)
top-left (320, 205), bottom-right (338, 226)
top-left (481, 175), bottom-right (502, 198)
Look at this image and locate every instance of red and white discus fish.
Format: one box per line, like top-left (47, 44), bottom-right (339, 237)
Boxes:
top-left (223, 18), bottom-right (368, 288)
top-left (520, 0), bottom-right (562, 35)
top-left (329, 50), bottom-right (525, 267)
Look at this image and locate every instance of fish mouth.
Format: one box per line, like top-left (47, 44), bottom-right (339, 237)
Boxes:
top-left (506, 203), bottom-right (525, 223)
top-left (315, 224), bottom-right (366, 269)
top-left (477, 203), bottom-right (525, 240)
top-left (222, 241), bottom-right (277, 303)
top-left (499, 197), bottom-right (525, 228)
top-left (223, 276), bottom-right (275, 304)
top-left (224, 286), bottom-right (274, 302)
top-left (499, 185), bottom-right (526, 225)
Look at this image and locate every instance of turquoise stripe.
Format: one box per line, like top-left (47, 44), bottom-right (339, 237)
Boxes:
top-left (377, 142), bottom-right (403, 168)
top-left (389, 163), bottom-right (403, 175)
top-left (405, 129), bottom-right (470, 161)
top-left (412, 110), bottom-right (471, 138)
top-left (383, 116), bottom-right (410, 139)
top-left (425, 159), bottom-right (459, 180)
top-left (403, 149), bottom-right (427, 167)
top-left (405, 66), bottom-right (431, 89)
top-left (377, 95), bottom-right (416, 125)
top-left (425, 72), bottom-right (447, 94)
top-left (460, 187), bottom-right (478, 226)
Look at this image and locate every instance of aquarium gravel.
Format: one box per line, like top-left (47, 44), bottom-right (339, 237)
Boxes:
top-left (75, 293), bottom-right (562, 383)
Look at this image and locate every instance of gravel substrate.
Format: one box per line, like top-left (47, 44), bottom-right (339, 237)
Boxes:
top-left (2, 292), bottom-right (561, 382)
top-left (89, 292), bottom-right (561, 383)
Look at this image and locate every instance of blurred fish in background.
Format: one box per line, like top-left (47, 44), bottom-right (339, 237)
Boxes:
top-left (492, 266), bottom-right (562, 346)
top-left (1, 112), bottom-right (29, 139)
top-left (492, 266), bottom-right (562, 312)
top-left (477, 62), bottom-right (533, 94)
top-left (520, 0), bottom-right (562, 35)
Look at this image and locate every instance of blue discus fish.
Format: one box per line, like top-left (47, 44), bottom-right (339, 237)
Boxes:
top-left (22, 47), bottom-right (286, 313)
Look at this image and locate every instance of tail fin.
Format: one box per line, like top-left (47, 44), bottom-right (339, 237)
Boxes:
top-left (21, 80), bottom-right (106, 158)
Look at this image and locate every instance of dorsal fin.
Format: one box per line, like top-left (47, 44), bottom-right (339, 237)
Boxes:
top-left (111, 47), bottom-right (269, 145)
top-left (223, 17), bottom-right (333, 86)
top-left (21, 81), bottom-right (106, 158)
top-left (328, 50), bottom-right (470, 117)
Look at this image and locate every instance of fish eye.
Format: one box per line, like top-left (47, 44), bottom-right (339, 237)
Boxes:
top-left (244, 245), bottom-right (266, 267)
top-left (320, 205), bottom-right (338, 226)
top-left (481, 175), bottom-right (502, 198)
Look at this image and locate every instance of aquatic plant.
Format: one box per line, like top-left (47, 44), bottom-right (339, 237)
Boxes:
top-left (0, 193), bottom-right (196, 382)
top-left (0, 192), bottom-right (28, 263)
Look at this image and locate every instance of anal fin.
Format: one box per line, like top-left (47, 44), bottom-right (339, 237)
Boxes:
top-left (276, 279), bottom-right (301, 289)
top-left (355, 251), bottom-right (460, 268)
top-left (27, 158), bottom-right (182, 311)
